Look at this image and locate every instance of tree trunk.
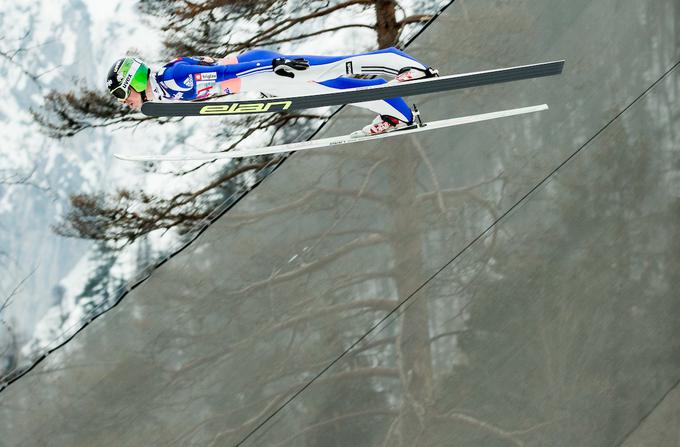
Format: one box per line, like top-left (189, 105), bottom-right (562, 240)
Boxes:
top-left (374, 0), bottom-right (400, 48)
top-left (388, 149), bottom-right (434, 445)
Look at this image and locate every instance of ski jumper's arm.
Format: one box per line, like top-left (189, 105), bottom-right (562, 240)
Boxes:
top-left (167, 57), bottom-right (273, 97)
top-left (216, 55), bottom-right (239, 65)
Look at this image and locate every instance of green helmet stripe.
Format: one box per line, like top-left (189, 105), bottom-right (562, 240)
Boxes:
top-left (121, 60), bottom-right (141, 91)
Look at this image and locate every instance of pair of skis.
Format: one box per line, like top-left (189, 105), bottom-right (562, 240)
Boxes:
top-left (115, 60), bottom-right (564, 162)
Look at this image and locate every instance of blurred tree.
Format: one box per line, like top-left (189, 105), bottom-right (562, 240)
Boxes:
top-left (75, 245), bottom-right (126, 314)
top-left (113, 132), bottom-right (503, 446)
top-left (0, 31), bottom-right (54, 88)
top-left (441, 100), bottom-right (680, 445)
top-left (0, 322), bottom-right (19, 385)
top-left (54, 157), bottom-right (271, 242)
top-left (139, 0), bottom-right (431, 56)
top-left (0, 273), bottom-right (33, 385)
top-left (32, 85), bottom-right (161, 139)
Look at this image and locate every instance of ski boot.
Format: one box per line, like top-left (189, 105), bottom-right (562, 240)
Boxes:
top-left (350, 114), bottom-right (411, 138)
top-left (394, 66), bottom-right (440, 83)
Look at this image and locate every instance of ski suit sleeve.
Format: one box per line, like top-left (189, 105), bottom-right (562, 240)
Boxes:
top-left (169, 59), bottom-right (271, 83)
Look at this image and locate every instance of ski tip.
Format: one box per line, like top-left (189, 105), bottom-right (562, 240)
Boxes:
top-left (140, 102), bottom-right (165, 117)
top-left (114, 152), bottom-right (237, 162)
top-left (113, 153), bottom-right (144, 162)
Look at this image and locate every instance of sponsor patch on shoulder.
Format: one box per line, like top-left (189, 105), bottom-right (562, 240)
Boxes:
top-left (195, 72), bottom-right (217, 81)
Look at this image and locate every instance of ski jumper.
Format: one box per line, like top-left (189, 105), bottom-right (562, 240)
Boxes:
top-left (150, 47), bottom-right (429, 123)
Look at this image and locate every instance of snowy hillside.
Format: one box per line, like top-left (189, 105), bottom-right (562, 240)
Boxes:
top-left (0, 0), bottom-right (171, 359)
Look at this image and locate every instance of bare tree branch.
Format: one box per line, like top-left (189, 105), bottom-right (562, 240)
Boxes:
top-left (0, 31), bottom-right (59, 88)
top-left (0, 268), bottom-right (36, 315)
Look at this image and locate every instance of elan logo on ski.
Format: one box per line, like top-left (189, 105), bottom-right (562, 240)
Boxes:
top-left (199, 100), bottom-right (293, 115)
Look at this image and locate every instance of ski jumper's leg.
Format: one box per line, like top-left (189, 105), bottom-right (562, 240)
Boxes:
top-left (241, 72), bottom-right (413, 122)
top-left (284, 47), bottom-right (428, 81)
top-left (316, 77), bottom-right (413, 122)
top-left (231, 47), bottom-right (427, 91)
top-left (232, 47), bottom-right (426, 80)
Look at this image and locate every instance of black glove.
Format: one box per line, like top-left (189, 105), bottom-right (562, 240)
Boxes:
top-left (272, 57), bottom-right (310, 78)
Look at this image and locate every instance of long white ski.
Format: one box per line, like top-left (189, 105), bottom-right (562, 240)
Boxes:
top-left (115, 104), bottom-right (548, 162)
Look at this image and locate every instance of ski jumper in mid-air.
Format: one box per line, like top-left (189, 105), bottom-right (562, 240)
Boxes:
top-left (107, 47), bottom-right (438, 136)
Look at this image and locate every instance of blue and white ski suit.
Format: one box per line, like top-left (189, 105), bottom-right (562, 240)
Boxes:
top-left (150, 47), bottom-right (428, 123)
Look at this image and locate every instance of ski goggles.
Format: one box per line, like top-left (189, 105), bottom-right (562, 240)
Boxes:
top-left (109, 85), bottom-right (131, 101)
top-left (109, 60), bottom-right (142, 101)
